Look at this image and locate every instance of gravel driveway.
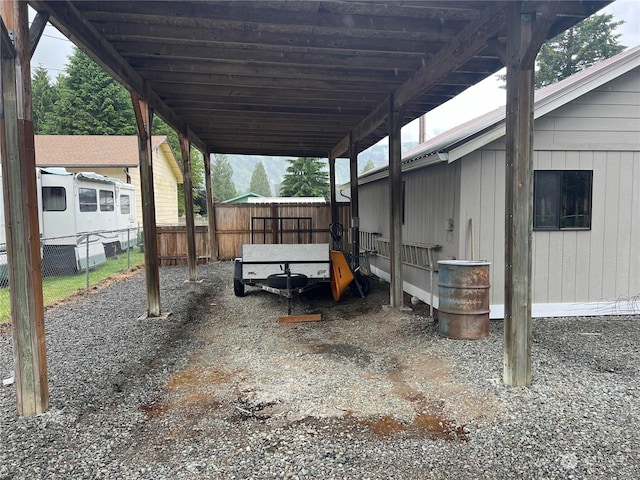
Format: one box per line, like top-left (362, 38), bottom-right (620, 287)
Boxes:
top-left (1, 261), bottom-right (638, 479)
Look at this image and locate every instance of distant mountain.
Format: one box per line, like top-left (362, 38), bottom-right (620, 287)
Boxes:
top-left (225, 142), bottom-right (417, 194)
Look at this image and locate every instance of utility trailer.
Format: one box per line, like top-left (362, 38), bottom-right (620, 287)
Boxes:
top-left (233, 215), bottom-right (370, 320)
top-left (233, 243), bottom-right (331, 316)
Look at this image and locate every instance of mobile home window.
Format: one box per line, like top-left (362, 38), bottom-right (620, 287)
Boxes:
top-left (533, 170), bottom-right (592, 230)
top-left (120, 194), bottom-right (130, 214)
top-left (41, 186), bottom-right (66, 211)
top-left (100, 190), bottom-right (115, 212)
top-left (79, 188), bottom-right (97, 212)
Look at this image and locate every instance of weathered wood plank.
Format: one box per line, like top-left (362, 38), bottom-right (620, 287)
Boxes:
top-left (388, 95), bottom-right (404, 308)
top-left (131, 92), bottom-right (162, 317)
top-left (503, 4), bottom-right (538, 387)
top-left (278, 314), bottom-right (322, 324)
top-left (0, 1), bottom-right (48, 416)
top-left (179, 133), bottom-right (197, 280)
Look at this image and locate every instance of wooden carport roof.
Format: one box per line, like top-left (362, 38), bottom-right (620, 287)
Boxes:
top-left (5, 0), bottom-right (614, 417)
top-left (28, 1), bottom-right (610, 158)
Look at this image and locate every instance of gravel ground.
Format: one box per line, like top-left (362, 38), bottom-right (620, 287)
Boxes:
top-left (1, 261), bottom-right (638, 479)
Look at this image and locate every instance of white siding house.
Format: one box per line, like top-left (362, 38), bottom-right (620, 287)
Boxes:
top-left (357, 46), bottom-right (640, 318)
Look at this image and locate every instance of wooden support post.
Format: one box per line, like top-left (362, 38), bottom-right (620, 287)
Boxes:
top-left (348, 132), bottom-right (359, 267)
top-left (328, 151), bottom-right (338, 228)
top-left (0, 1), bottom-right (48, 416)
top-left (504, 3), bottom-right (539, 386)
top-left (179, 133), bottom-right (197, 281)
top-left (388, 94), bottom-right (404, 308)
top-left (203, 150), bottom-right (218, 261)
top-left (131, 91), bottom-right (162, 318)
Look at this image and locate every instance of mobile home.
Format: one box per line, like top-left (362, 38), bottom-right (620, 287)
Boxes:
top-left (1, 168), bottom-right (138, 278)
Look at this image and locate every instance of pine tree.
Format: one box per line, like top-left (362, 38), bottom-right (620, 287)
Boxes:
top-left (31, 66), bottom-right (57, 134)
top-left (280, 157), bottom-right (329, 200)
top-left (498, 13), bottom-right (625, 89)
top-left (249, 162), bottom-right (272, 196)
top-left (211, 154), bottom-right (237, 201)
top-left (360, 158), bottom-right (375, 174)
top-left (42, 48), bottom-right (136, 134)
top-left (535, 13), bottom-right (625, 89)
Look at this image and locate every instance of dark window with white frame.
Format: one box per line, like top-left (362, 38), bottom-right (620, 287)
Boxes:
top-left (79, 188), bottom-right (97, 212)
top-left (42, 186), bottom-right (66, 211)
top-left (100, 189), bottom-right (114, 212)
top-left (533, 170), bottom-right (593, 230)
top-left (120, 194), bottom-right (130, 214)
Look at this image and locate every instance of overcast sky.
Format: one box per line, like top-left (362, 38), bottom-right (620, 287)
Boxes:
top-left (29, 0), bottom-right (640, 146)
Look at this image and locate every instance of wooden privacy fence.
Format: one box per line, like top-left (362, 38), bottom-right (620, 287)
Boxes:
top-left (157, 203), bottom-right (351, 264)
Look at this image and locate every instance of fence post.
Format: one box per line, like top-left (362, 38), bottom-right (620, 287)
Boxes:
top-left (127, 228), bottom-right (131, 269)
top-left (85, 234), bottom-right (90, 289)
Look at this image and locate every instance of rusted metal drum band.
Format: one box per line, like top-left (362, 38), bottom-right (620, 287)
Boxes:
top-left (437, 260), bottom-right (491, 340)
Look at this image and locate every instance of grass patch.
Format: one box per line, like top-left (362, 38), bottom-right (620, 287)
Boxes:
top-left (0, 249), bottom-right (145, 324)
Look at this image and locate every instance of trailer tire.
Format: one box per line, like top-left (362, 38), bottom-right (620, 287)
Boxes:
top-left (233, 278), bottom-right (245, 297)
top-left (267, 273), bottom-right (308, 290)
top-left (233, 259), bottom-right (245, 296)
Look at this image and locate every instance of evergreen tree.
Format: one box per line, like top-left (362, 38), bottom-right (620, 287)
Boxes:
top-left (211, 154), bottom-right (237, 201)
top-left (280, 157), bottom-right (329, 200)
top-left (498, 13), bottom-right (625, 89)
top-left (535, 13), bottom-right (625, 89)
top-left (42, 48), bottom-right (136, 134)
top-left (249, 162), bottom-right (272, 196)
top-left (31, 66), bottom-right (57, 134)
top-left (360, 158), bottom-right (375, 174)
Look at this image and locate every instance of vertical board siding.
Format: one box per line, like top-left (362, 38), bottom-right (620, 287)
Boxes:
top-left (460, 148), bottom-right (640, 306)
top-left (356, 67), bottom-right (640, 312)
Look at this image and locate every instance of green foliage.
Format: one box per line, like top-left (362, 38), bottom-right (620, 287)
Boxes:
top-left (31, 66), bottom-right (58, 134)
top-left (41, 48), bottom-right (136, 135)
top-left (31, 48), bottom-right (207, 217)
top-left (211, 154), bottom-right (237, 201)
top-left (279, 157), bottom-right (329, 200)
top-left (249, 162), bottom-right (272, 196)
top-left (535, 13), bottom-right (625, 89)
top-left (360, 158), bottom-right (375, 174)
top-left (498, 13), bottom-right (624, 89)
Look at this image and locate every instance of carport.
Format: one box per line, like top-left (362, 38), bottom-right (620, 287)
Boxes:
top-left (0, 0), bottom-right (610, 415)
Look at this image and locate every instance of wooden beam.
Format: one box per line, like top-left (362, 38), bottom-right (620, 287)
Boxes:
top-left (328, 151), bottom-right (338, 233)
top-left (0, 15), bottom-right (15, 58)
top-left (112, 40), bottom-right (429, 71)
top-left (487, 38), bottom-right (507, 65)
top-left (203, 150), bottom-right (218, 261)
top-left (332, 2), bottom-right (504, 158)
top-left (348, 132), bottom-right (359, 268)
top-left (388, 94), bottom-right (404, 308)
top-left (0, 1), bottom-right (48, 416)
top-left (503, 3), bottom-right (538, 387)
top-left (179, 133), bottom-right (197, 281)
top-left (131, 91), bottom-right (162, 317)
top-left (28, 0), bottom-right (206, 153)
top-left (28, 11), bottom-right (48, 57)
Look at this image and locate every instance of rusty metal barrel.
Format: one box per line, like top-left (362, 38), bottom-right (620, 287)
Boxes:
top-left (437, 260), bottom-right (491, 339)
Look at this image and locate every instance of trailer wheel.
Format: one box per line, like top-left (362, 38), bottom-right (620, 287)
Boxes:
top-left (267, 273), bottom-right (308, 290)
top-left (233, 259), bottom-right (245, 297)
top-left (233, 278), bottom-right (245, 297)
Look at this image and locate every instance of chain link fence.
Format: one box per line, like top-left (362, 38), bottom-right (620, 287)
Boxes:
top-left (0, 228), bottom-right (145, 324)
